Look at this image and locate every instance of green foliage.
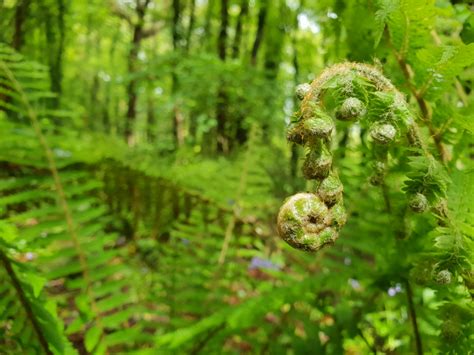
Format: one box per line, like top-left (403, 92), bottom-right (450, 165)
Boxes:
top-left (0, 223), bottom-right (73, 355)
top-left (0, 0), bottom-right (473, 353)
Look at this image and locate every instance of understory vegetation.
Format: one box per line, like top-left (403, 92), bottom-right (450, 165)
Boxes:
top-left (0, 0), bottom-right (473, 354)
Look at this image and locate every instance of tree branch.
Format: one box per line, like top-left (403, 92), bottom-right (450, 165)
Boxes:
top-left (142, 22), bottom-right (165, 38)
top-left (110, 2), bottom-right (134, 26)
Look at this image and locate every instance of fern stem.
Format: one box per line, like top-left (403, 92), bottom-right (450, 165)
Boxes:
top-left (405, 280), bottom-right (423, 355)
top-left (384, 28), bottom-right (450, 163)
top-left (429, 30), bottom-right (469, 107)
top-left (357, 328), bottom-right (376, 355)
top-left (218, 125), bottom-right (255, 264)
top-left (190, 324), bottom-right (225, 354)
top-left (381, 183), bottom-right (392, 213)
top-left (0, 251), bottom-right (53, 355)
top-left (0, 61), bottom-right (105, 346)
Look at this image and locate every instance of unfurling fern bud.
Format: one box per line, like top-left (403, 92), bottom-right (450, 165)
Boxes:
top-left (287, 123), bottom-right (305, 145)
top-left (295, 83), bottom-right (312, 100)
top-left (369, 161), bottom-right (387, 186)
top-left (441, 319), bottom-right (462, 342)
top-left (435, 270), bottom-right (452, 285)
top-left (369, 123), bottom-right (397, 144)
top-left (336, 97), bottom-right (366, 121)
top-left (278, 62), bottom-right (435, 252)
top-left (410, 259), bottom-right (437, 285)
top-left (277, 193), bottom-right (345, 252)
top-left (432, 198), bottom-right (448, 219)
top-left (303, 113), bottom-right (334, 139)
top-left (302, 145), bottom-right (332, 180)
top-left (409, 193), bottom-right (428, 213)
top-left (318, 173), bottom-right (343, 205)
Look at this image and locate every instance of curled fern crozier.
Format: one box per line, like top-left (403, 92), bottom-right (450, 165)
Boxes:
top-left (278, 62), bottom-right (431, 252)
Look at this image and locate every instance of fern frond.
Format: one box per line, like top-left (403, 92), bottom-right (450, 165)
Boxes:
top-left (0, 224), bottom-right (74, 355)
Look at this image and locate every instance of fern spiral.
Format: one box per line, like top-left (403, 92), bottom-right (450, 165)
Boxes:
top-left (278, 62), bottom-right (432, 252)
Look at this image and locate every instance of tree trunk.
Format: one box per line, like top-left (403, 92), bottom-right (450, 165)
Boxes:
top-left (171, 0), bottom-right (185, 148)
top-left (202, 0), bottom-right (215, 48)
top-left (125, 26), bottom-right (141, 142)
top-left (260, 1), bottom-right (285, 142)
top-left (53, 0), bottom-right (65, 97)
top-left (216, 0), bottom-right (229, 153)
top-left (185, 0), bottom-right (196, 53)
top-left (290, 1), bottom-right (303, 179)
top-left (146, 83), bottom-right (156, 142)
top-left (42, 0), bottom-right (66, 106)
top-left (12, 0), bottom-right (30, 51)
top-left (124, 0), bottom-right (149, 143)
top-left (250, 0), bottom-right (268, 66)
top-left (232, 1), bottom-right (250, 145)
top-left (231, 0), bottom-right (248, 59)
top-left (217, 0), bottom-right (228, 61)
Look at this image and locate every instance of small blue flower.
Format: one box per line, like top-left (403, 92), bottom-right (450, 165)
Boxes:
top-left (348, 278), bottom-right (361, 290)
top-left (248, 257), bottom-right (280, 271)
top-left (387, 283), bottom-right (403, 297)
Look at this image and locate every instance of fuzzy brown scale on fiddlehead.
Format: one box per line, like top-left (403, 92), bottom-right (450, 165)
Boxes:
top-left (277, 62), bottom-right (434, 252)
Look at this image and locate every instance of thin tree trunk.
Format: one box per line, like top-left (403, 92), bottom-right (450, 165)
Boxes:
top-left (3, 0), bottom-right (30, 120)
top-left (231, 0), bottom-right (248, 59)
top-left (290, 1), bottom-right (303, 179)
top-left (185, 0), bottom-right (196, 53)
top-left (217, 0), bottom-right (228, 61)
top-left (171, 0), bottom-right (185, 148)
top-left (53, 0), bottom-right (65, 97)
top-left (90, 73), bottom-right (100, 130)
top-left (250, 0), bottom-right (268, 66)
top-left (125, 24), bottom-right (143, 142)
top-left (202, 0), bottom-right (215, 48)
top-left (290, 32), bottom-right (300, 179)
top-left (216, 0), bottom-right (229, 153)
top-left (146, 83), bottom-right (156, 142)
top-left (12, 0), bottom-right (30, 51)
top-left (42, 0), bottom-right (66, 106)
top-left (125, 0), bottom-right (150, 143)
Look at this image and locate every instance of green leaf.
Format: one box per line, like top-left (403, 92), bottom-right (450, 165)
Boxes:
top-left (84, 325), bottom-right (102, 352)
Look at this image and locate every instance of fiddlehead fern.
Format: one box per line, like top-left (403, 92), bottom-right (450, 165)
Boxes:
top-left (278, 62), bottom-right (433, 252)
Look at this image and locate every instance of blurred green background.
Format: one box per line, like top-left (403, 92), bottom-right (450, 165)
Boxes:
top-left (0, 0), bottom-right (473, 354)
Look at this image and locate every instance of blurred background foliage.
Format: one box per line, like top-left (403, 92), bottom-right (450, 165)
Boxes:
top-left (0, 0), bottom-right (473, 354)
